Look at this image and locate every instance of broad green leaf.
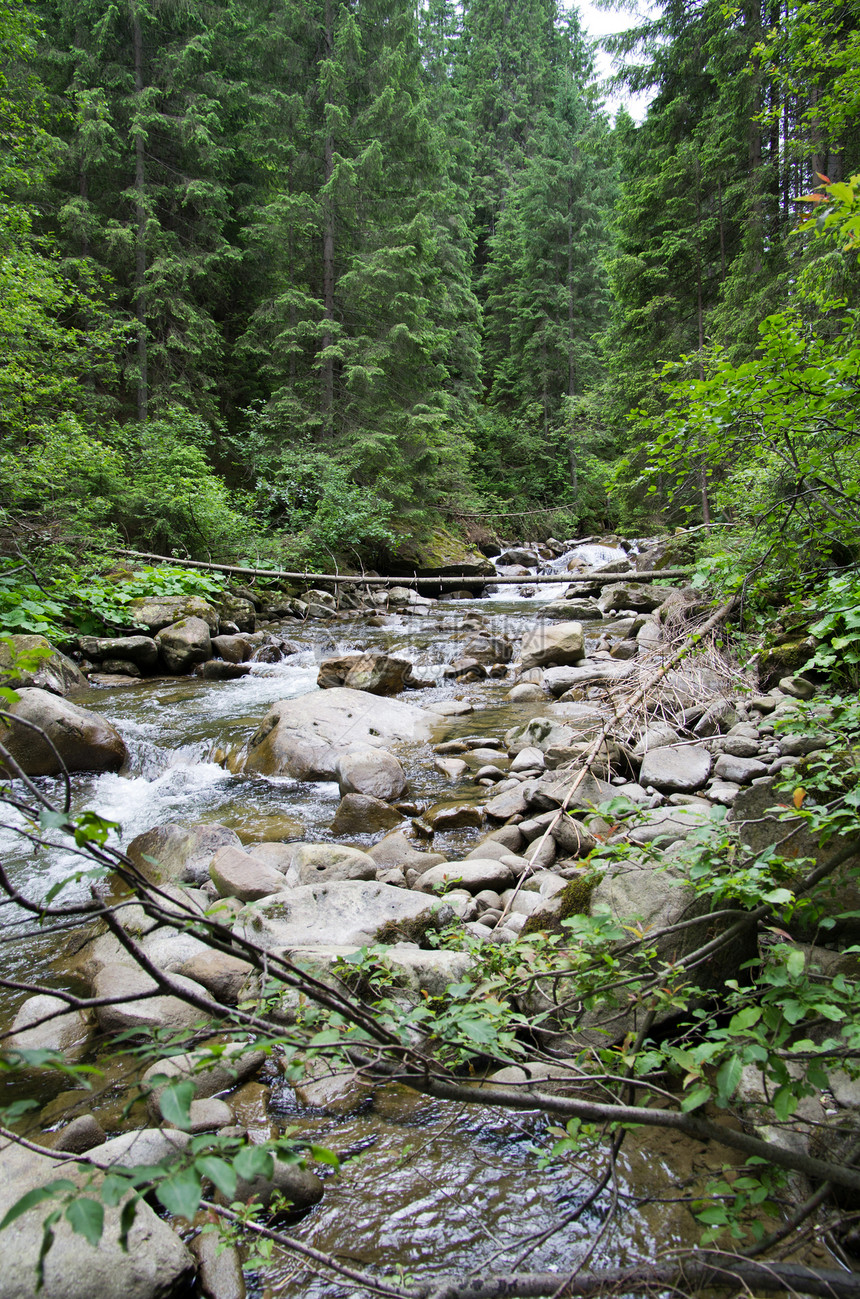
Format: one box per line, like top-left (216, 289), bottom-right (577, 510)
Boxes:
top-left (196, 1157), bottom-right (237, 1201)
top-left (155, 1167), bottom-right (202, 1221)
top-left (680, 1085), bottom-right (711, 1112)
top-left (715, 1056), bottom-right (743, 1105)
top-left (65, 1198), bottom-right (104, 1248)
top-left (233, 1144), bottom-right (274, 1181)
top-left (159, 1080), bottom-right (195, 1131)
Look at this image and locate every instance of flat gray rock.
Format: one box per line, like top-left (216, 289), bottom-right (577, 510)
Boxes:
top-left (416, 859), bottom-right (516, 894)
top-left (520, 621), bottom-right (585, 671)
top-left (713, 754), bottom-right (768, 783)
top-left (242, 687), bottom-right (444, 779)
top-left (639, 744), bottom-right (712, 792)
top-left (234, 881), bottom-right (454, 949)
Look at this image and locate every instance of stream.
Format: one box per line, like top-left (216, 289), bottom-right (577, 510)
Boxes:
top-left (0, 541), bottom-right (733, 1296)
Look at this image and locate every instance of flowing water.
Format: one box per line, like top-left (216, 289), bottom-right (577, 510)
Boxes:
top-left (1, 541), bottom-right (732, 1293)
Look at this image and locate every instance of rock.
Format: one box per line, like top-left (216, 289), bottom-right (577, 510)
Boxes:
top-left (497, 547), bottom-right (539, 567)
top-left (550, 815), bottom-right (598, 856)
top-left (77, 635), bottom-right (159, 669)
top-left (176, 950), bottom-right (255, 1004)
top-left (317, 650), bottom-right (413, 695)
top-left (392, 528), bottom-right (495, 578)
top-left (639, 744), bottom-right (712, 792)
top-left (757, 633), bottom-right (816, 690)
top-left (520, 621), bottom-right (585, 672)
top-left (142, 1046), bottom-right (266, 1113)
top-left (330, 792), bottom-right (405, 836)
top-left (225, 1158), bottom-right (324, 1217)
top-left (212, 633), bottom-right (253, 663)
top-left (336, 745), bottom-right (407, 801)
top-left (423, 801), bottom-right (485, 831)
top-left (288, 843), bottom-right (378, 884)
top-left (0, 634), bottom-right (86, 695)
top-left (99, 658), bottom-right (141, 677)
top-left (242, 687), bottom-right (443, 780)
top-left (416, 859), bottom-right (516, 894)
top-left (434, 699), bottom-right (473, 716)
top-left (127, 594), bottom-right (219, 635)
top-left (367, 831), bottom-right (447, 872)
top-left (91, 963), bottom-right (208, 1034)
top-left (626, 804), bottom-right (716, 845)
top-left (729, 778), bottom-right (860, 937)
top-left (596, 582), bottom-right (677, 615)
top-left (0, 1135), bottom-right (194, 1299)
top-left (179, 1097), bottom-right (235, 1133)
top-left (189, 1229), bottom-right (246, 1299)
top-left (293, 1056), bottom-right (374, 1115)
top-left (632, 724), bottom-right (681, 757)
top-left (508, 682), bottom-right (546, 701)
top-left (460, 634), bottom-right (513, 664)
top-left (713, 754), bottom-right (768, 784)
top-left (197, 660), bottom-right (251, 681)
top-left (234, 881), bottom-right (453, 949)
top-left (511, 746), bottom-right (546, 773)
top-left (718, 735), bottom-right (761, 758)
top-left (125, 822), bottom-right (243, 887)
top-left (484, 786), bottom-right (530, 819)
top-left (435, 756), bottom-right (469, 779)
top-left (210, 845), bottom-right (289, 901)
top-left (707, 779), bottom-right (742, 805)
top-left (213, 593), bottom-right (256, 632)
top-left (778, 674), bottom-right (816, 700)
top-left (0, 688), bottom-right (127, 777)
top-left (505, 713), bottom-right (598, 755)
top-left (559, 599), bottom-right (603, 619)
top-left (542, 661), bottom-right (634, 694)
top-left (52, 1114), bottom-right (106, 1154)
top-left (155, 616), bottom-right (212, 673)
top-left (6, 995), bottom-right (90, 1061)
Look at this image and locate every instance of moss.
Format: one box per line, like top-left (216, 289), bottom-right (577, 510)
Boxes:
top-left (521, 872), bottom-right (600, 938)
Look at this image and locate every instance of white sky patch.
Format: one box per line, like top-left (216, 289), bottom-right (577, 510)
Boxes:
top-left (572, 0), bottom-right (655, 123)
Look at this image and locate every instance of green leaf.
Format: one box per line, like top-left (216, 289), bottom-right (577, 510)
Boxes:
top-left (309, 1144), bottom-right (340, 1169)
top-left (785, 948), bottom-right (806, 978)
top-left (0, 1179), bottom-right (76, 1231)
top-left (118, 1198), bottom-right (137, 1253)
top-left (715, 1056), bottom-right (743, 1105)
top-left (680, 1085), bottom-right (711, 1112)
top-left (233, 1144), bottom-right (274, 1182)
top-left (196, 1157), bottom-right (237, 1201)
top-left (65, 1198), bottom-right (104, 1248)
top-left (159, 1080), bottom-right (195, 1131)
top-left (155, 1167), bottom-right (202, 1221)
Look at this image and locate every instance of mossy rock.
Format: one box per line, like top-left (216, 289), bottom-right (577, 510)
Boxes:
top-left (757, 633), bottom-right (816, 689)
top-left (389, 526), bottom-right (494, 578)
top-left (521, 873), bottom-right (599, 937)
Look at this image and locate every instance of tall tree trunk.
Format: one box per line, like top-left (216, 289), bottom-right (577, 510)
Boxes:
top-left (132, 1), bottom-right (148, 423)
top-left (321, 0), bottom-right (335, 432)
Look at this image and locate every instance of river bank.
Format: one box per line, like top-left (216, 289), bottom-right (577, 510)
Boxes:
top-left (0, 536), bottom-right (857, 1299)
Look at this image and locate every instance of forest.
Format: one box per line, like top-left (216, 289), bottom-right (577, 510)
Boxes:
top-left (2, 0), bottom-right (860, 1297)
top-left (0, 0), bottom-right (856, 589)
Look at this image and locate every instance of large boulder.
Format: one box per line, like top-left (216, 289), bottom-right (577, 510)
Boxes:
top-left (287, 843), bottom-right (380, 885)
top-left (638, 744), bottom-right (712, 792)
top-left (317, 651), bottom-right (413, 695)
top-left (142, 1044), bottom-right (267, 1113)
top-left (0, 689), bottom-right (127, 776)
top-left (125, 822), bottom-right (243, 887)
top-left (389, 527), bottom-right (495, 578)
top-left (729, 778), bottom-right (860, 937)
top-left (242, 688), bottom-right (443, 780)
top-left (596, 582), bottom-right (677, 615)
top-left (330, 793), bottom-right (405, 836)
top-left (520, 622), bottom-right (585, 672)
top-left (0, 634), bottom-right (85, 696)
top-left (335, 745), bottom-right (407, 800)
top-left (0, 1137), bottom-right (194, 1299)
top-left (6, 995), bottom-right (91, 1061)
top-left (77, 636), bottom-right (159, 670)
top-left (155, 617), bottom-right (212, 673)
top-left (210, 845), bottom-right (289, 901)
top-left (542, 661), bottom-right (634, 695)
top-left (234, 881), bottom-right (454, 949)
top-left (213, 592), bottom-right (256, 632)
top-left (91, 963), bottom-right (209, 1034)
top-left (127, 593), bottom-right (219, 635)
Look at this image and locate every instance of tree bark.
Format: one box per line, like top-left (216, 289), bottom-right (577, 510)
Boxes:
top-left (132, 1), bottom-right (148, 423)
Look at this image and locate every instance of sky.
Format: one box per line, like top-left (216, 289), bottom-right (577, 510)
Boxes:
top-left (573, 0), bottom-right (654, 122)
